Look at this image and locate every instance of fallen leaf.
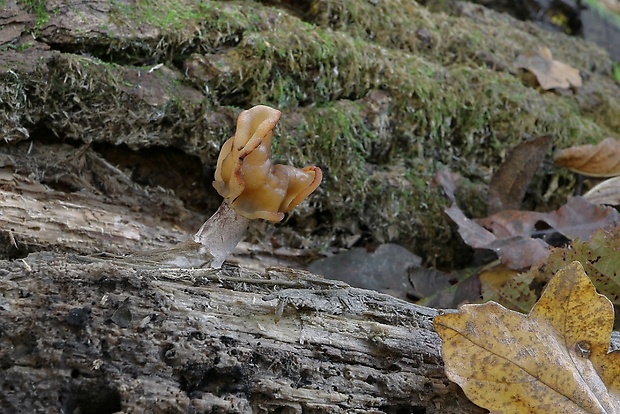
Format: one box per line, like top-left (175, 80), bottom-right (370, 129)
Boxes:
top-left (432, 168), bottom-right (461, 204)
top-left (480, 265), bottom-right (537, 313)
top-left (584, 176), bottom-right (620, 205)
top-left (408, 267), bottom-right (453, 301)
top-left (435, 261), bottom-right (620, 413)
top-left (554, 137), bottom-right (620, 177)
top-left (514, 47), bottom-right (583, 90)
top-left (487, 236), bottom-right (550, 270)
top-left (307, 243), bottom-right (421, 300)
top-left (476, 209), bottom-right (542, 239)
top-left (517, 227), bottom-right (620, 327)
top-left (436, 164), bottom-right (620, 270)
top-left (415, 267), bottom-right (482, 309)
top-left (446, 203), bottom-right (550, 269)
top-left (445, 204), bottom-right (497, 248)
top-left (541, 196), bottom-right (620, 240)
top-left (476, 226), bottom-right (620, 329)
top-left (488, 135), bottom-right (553, 214)
top-left (445, 196), bottom-right (619, 269)
top-left (478, 196), bottom-right (620, 241)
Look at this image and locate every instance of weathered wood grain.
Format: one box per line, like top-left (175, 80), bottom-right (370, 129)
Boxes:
top-left (0, 253), bottom-right (486, 413)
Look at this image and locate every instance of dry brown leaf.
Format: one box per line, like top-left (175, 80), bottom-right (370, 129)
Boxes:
top-left (415, 268), bottom-right (482, 309)
top-left (488, 237), bottom-right (550, 270)
top-left (478, 196), bottom-right (620, 241)
top-left (584, 176), bottom-right (620, 205)
top-left (445, 204), bottom-right (550, 269)
top-left (488, 135), bottom-right (553, 214)
top-left (436, 166), bottom-right (620, 270)
top-left (435, 261), bottom-right (620, 413)
top-left (514, 47), bottom-right (582, 90)
top-left (542, 196), bottom-right (620, 239)
top-left (554, 137), bottom-right (620, 177)
top-left (432, 168), bottom-right (461, 204)
top-left (408, 267), bottom-right (453, 302)
top-left (444, 195), bottom-right (619, 269)
top-left (476, 209), bottom-right (542, 239)
top-left (445, 204), bottom-right (496, 248)
top-left (476, 227), bottom-right (620, 329)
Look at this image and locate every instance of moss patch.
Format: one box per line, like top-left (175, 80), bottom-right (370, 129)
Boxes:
top-left (3, 0), bottom-right (619, 267)
top-left (18, 0), bottom-right (49, 32)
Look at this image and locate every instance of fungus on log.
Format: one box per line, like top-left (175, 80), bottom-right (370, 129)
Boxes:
top-left (194, 105), bottom-right (322, 267)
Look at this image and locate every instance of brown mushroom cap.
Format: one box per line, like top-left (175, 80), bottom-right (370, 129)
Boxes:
top-left (213, 105), bottom-right (322, 222)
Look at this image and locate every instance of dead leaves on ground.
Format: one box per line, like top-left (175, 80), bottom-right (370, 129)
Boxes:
top-left (554, 137), bottom-right (620, 178)
top-left (584, 176), bottom-right (620, 206)
top-left (554, 137), bottom-right (620, 207)
top-left (514, 47), bottom-right (582, 90)
top-left (437, 135), bottom-right (620, 271)
top-left (435, 261), bottom-right (620, 413)
top-left (440, 171), bottom-right (620, 270)
top-left (428, 71), bottom-right (620, 411)
top-left (488, 135), bottom-right (553, 214)
top-left (429, 135), bottom-right (620, 313)
top-left (483, 227), bottom-right (620, 328)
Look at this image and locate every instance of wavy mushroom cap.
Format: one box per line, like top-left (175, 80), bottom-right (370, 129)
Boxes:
top-left (213, 105), bottom-right (322, 222)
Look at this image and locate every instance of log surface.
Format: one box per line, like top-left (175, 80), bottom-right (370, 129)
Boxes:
top-left (0, 253), bottom-right (485, 413)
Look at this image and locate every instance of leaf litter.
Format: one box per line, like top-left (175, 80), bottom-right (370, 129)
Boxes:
top-left (584, 176), bottom-right (620, 206)
top-left (444, 180), bottom-right (620, 270)
top-left (437, 133), bottom-right (620, 271)
top-left (488, 134), bottom-right (553, 214)
top-left (514, 47), bottom-right (583, 90)
top-left (435, 261), bottom-right (620, 413)
top-left (489, 228), bottom-right (620, 326)
top-left (554, 137), bottom-right (620, 177)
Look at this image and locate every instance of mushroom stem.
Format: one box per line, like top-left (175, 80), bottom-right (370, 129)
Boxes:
top-left (193, 201), bottom-right (251, 268)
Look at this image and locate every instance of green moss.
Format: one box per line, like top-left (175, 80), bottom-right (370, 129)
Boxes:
top-left (18, 0), bottom-right (48, 32)
top-left (306, 0), bottom-right (613, 72)
top-left (0, 42), bottom-right (34, 52)
top-left (109, 0), bottom-right (196, 31)
top-left (98, 0), bottom-right (620, 264)
top-left (8, 0), bottom-right (619, 267)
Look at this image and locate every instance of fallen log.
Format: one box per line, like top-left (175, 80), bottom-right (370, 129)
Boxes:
top-left (0, 252), bottom-right (486, 413)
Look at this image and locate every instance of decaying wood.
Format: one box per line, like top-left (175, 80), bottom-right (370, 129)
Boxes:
top-left (5, 0), bottom-right (617, 412)
top-left (0, 141), bottom-right (203, 258)
top-left (0, 253), bottom-right (486, 414)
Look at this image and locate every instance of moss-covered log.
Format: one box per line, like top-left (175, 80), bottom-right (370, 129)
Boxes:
top-left (2, 0), bottom-right (620, 266)
top-left (1, 1), bottom-right (620, 411)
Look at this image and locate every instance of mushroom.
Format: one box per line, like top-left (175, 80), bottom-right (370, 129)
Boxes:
top-left (193, 105), bottom-right (322, 268)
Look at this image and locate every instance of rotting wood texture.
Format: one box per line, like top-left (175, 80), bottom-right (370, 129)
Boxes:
top-left (0, 253), bottom-right (486, 414)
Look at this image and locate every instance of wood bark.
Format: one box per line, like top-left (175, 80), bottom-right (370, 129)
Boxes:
top-left (0, 252), bottom-right (486, 414)
top-left (0, 143), bottom-right (485, 413)
top-left (3, 1), bottom-right (618, 412)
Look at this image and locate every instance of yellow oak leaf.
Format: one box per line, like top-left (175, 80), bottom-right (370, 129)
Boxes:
top-left (434, 261), bottom-right (620, 413)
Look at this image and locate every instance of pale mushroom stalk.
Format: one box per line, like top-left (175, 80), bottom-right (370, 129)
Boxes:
top-left (190, 105), bottom-right (322, 269)
top-left (193, 201), bottom-right (250, 268)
